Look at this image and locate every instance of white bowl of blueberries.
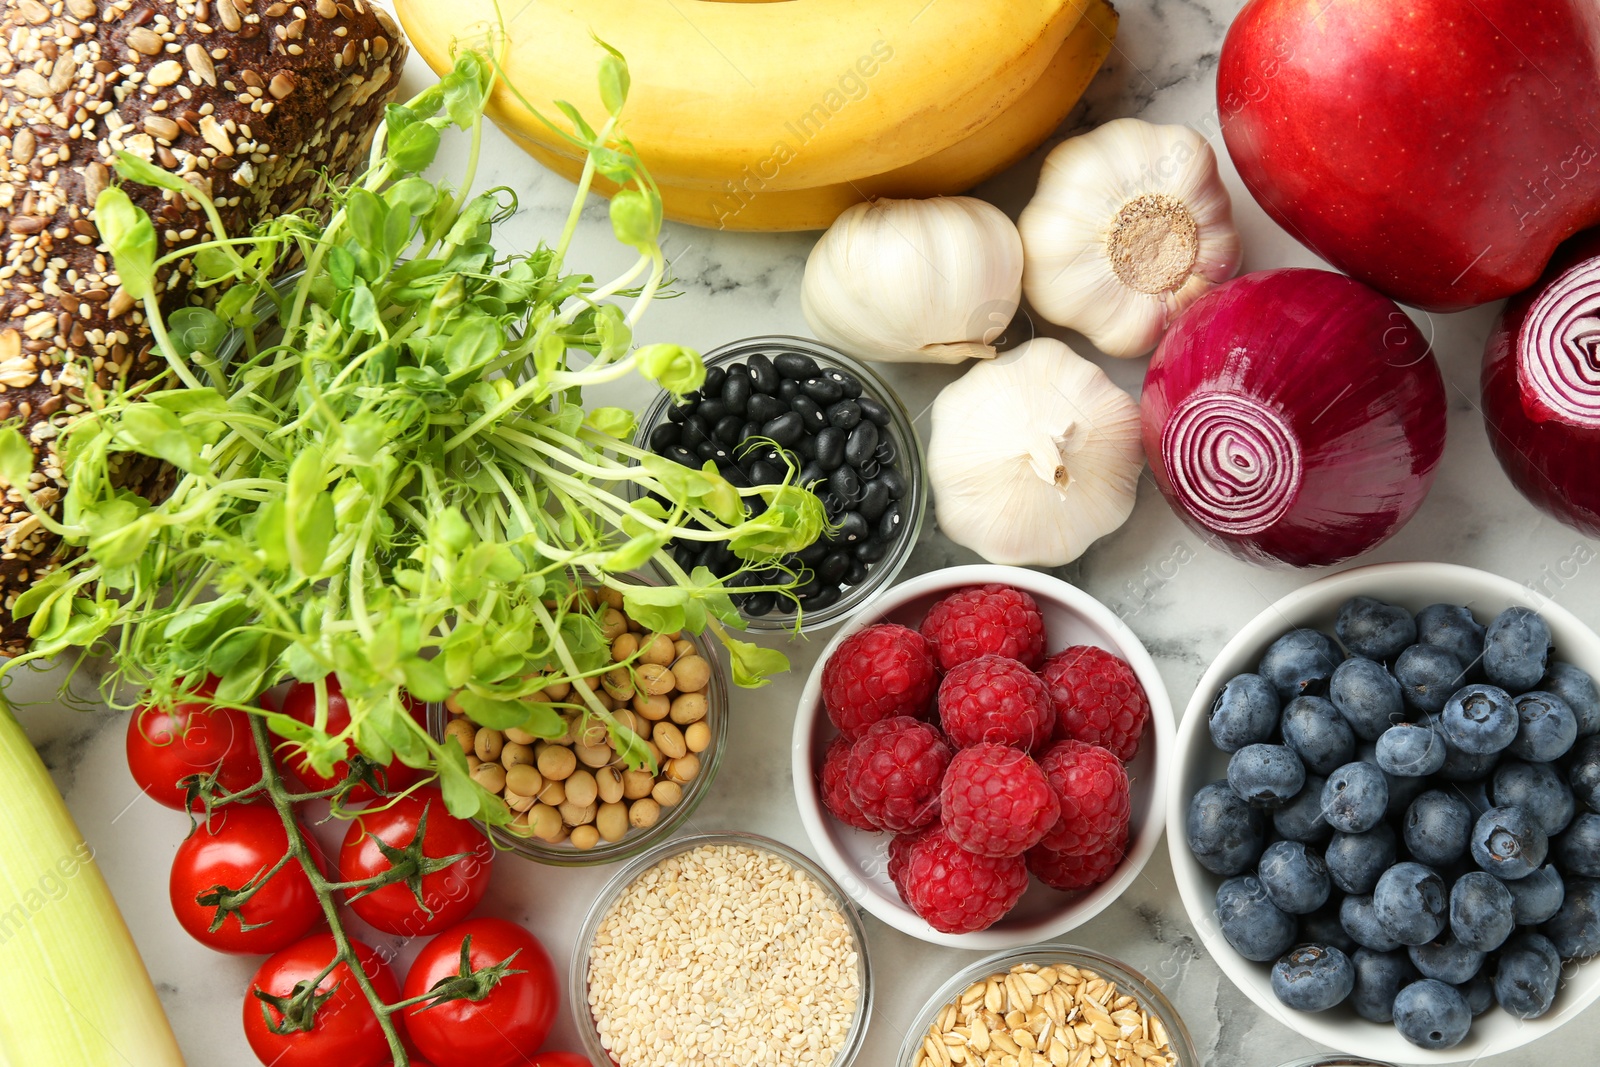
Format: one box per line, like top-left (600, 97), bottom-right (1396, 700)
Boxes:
top-left (1168, 561), bottom-right (1600, 1063)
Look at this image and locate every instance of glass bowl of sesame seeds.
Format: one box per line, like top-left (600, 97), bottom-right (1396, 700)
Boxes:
top-left (897, 945), bottom-right (1196, 1067)
top-left (572, 831), bottom-right (873, 1067)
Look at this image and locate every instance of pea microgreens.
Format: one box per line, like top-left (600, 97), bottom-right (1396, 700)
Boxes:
top-left (0, 47), bottom-right (822, 824)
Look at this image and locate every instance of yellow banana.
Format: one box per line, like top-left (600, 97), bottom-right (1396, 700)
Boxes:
top-left (398, 0), bottom-right (1093, 191)
top-left (510, 0), bottom-right (1118, 231)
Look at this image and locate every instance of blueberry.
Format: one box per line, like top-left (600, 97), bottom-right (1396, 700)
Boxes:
top-left (1568, 734), bottom-right (1600, 812)
top-left (1216, 875), bottom-right (1298, 962)
top-left (1326, 823), bottom-right (1397, 895)
top-left (1494, 932), bottom-right (1561, 1019)
top-left (1336, 596), bottom-right (1417, 662)
top-left (1259, 629), bottom-right (1345, 702)
top-left (1510, 690), bottom-right (1578, 762)
top-left (1471, 806), bottom-right (1548, 880)
top-left (1542, 876), bottom-right (1600, 958)
top-left (1394, 644), bottom-right (1466, 716)
top-left (1273, 774), bottom-right (1333, 845)
top-left (1408, 932), bottom-right (1485, 985)
top-left (1258, 840), bottom-right (1332, 914)
top-left (1491, 760), bottom-right (1574, 836)
top-left (1458, 971), bottom-right (1496, 1016)
top-left (1507, 864), bottom-right (1566, 925)
top-left (1392, 979), bottom-right (1471, 1050)
top-left (1484, 606), bottom-right (1552, 692)
top-left (1449, 870), bottom-right (1515, 954)
top-left (1208, 673), bottom-right (1281, 752)
top-left (1186, 781), bottom-right (1266, 877)
top-left (1543, 661), bottom-right (1600, 737)
top-left (1301, 904), bottom-right (1358, 955)
top-left (1227, 744), bottom-right (1305, 808)
top-left (1416, 603), bottom-right (1486, 675)
top-left (1342, 893), bottom-right (1403, 951)
top-left (1435, 738), bottom-right (1501, 782)
top-left (1364, 739), bottom-right (1432, 820)
top-left (1322, 761), bottom-right (1388, 833)
top-left (1376, 721), bottom-right (1447, 777)
top-left (1446, 777), bottom-right (1494, 823)
top-left (1350, 948), bottom-right (1417, 1022)
top-left (1271, 944), bottom-right (1355, 1012)
top-left (1374, 862), bottom-right (1449, 946)
top-left (1439, 683), bottom-right (1518, 755)
top-left (1329, 657), bottom-right (1406, 741)
top-left (1279, 696), bottom-right (1355, 775)
top-left (1404, 790), bottom-right (1475, 868)
top-left (1555, 812), bottom-right (1600, 877)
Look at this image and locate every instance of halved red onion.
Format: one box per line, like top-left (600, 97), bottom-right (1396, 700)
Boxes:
top-left (1141, 268), bottom-right (1447, 567)
top-left (1483, 230), bottom-right (1600, 535)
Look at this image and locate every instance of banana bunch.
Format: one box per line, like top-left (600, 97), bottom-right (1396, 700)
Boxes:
top-left (397, 0), bottom-right (1118, 231)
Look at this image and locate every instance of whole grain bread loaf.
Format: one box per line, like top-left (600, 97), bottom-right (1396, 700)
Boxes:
top-left (0, 0), bottom-right (407, 652)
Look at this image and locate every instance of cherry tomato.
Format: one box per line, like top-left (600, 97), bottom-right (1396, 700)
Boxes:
top-left (280, 676), bottom-right (425, 802)
top-left (126, 676), bottom-right (263, 810)
top-left (401, 918), bottom-right (559, 1067)
top-left (337, 786), bottom-right (493, 936)
top-left (526, 1055), bottom-right (594, 1067)
top-left (243, 932), bottom-right (401, 1067)
top-left (169, 804), bottom-right (322, 954)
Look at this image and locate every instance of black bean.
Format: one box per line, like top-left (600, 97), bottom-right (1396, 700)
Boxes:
top-left (845, 422), bottom-right (879, 467)
top-left (793, 577), bottom-right (821, 600)
top-left (667, 402), bottom-right (690, 424)
top-left (877, 501), bottom-right (903, 542)
top-left (717, 463), bottom-right (751, 488)
top-left (844, 559), bottom-right (869, 585)
top-left (747, 394), bottom-right (787, 423)
top-left (749, 460), bottom-right (783, 485)
top-left (714, 415), bottom-right (744, 446)
top-left (681, 416), bottom-right (712, 450)
top-left (695, 442), bottom-right (724, 462)
top-left (796, 543), bottom-right (828, 567)
top-left (856, 396), bottom-right (891, 427)
top-left (681, 390), bottom-right (703, 406)
top-left (721, 368), bottom-right (751, 414)
top-left (775, 352), bottom-right (820, 379)
top-left (673, 541), bottom-right (699, 569)
top-left (802, 376), bottom-right (843, 404)
top-left (874, 438), bottom-right (897, 466)
top-left (742, 592), bottom-right (777, 617)
top-left (737, 420), bottom-right (760, 444)
top-left (777, 378), bottom-right (804, 403)
top-left (858, 479), bottom-right (891, 522)
top-left (793, 434), bottom-right (815, 461)
top-left (879, 467), bottom-right (906, 500)
top-left (698, 398), bottom-right (727, 424)
top-left (665, 444), bottom-right (698, 467)
top-left (702, 365), bottom-right (727, 395)
top-left (855, 538), bottom-right (889, 563)
top-left (819, 551), bottom-right (851, 584)
top-left (826, 400), bottom-right (862, 430)
top-left (828, 465), bottom-right (861, 501)
top-left (792, 395), bottom-right (828, 434)
top-left (648, 423), bottom-right (681, 451)
top-left (704, 542), bottom-right (735, 572)
top-left (798, 462), bottom-right (828, 488)
top-left (827, 369), bottom-right (862, 398)
top-left (857, 459), bottom-right (880, 480)
top-left (761, 412), bottom-right (805, 447)
top-left (820, 490), bottom-right (844, 516)
top-left (748, 353), bottom-right (779, 394)
top-left (809, 583), bottom-right (843, 610)
top-left (835, 511), bottom-right (869, 543)
top-left (814, 427), bottom-right (846, 469)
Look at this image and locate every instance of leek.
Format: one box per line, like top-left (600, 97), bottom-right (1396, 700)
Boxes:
top-left (0, 698), bottom-right (185, 1066)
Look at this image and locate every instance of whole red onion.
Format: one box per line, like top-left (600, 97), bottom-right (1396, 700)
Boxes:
top-left (1141, 268), bottom-right (1447, 567)
top-left (1483, 230), bottom-right (1600, 536)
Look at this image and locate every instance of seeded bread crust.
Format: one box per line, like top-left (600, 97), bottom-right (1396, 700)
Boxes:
top-left (0, 0), bottom-right (406, 652)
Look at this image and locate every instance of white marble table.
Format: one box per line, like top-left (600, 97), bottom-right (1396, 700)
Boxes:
top-left (20, 3), bottom-right (1600, 1064)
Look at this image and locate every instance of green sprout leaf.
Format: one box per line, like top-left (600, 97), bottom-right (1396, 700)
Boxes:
top-left (93, 188), bottom-right (158, 301)
top-left (635, 343), bottom-right (704, 397)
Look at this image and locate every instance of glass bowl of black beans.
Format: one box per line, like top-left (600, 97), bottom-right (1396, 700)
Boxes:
top-left (635, 335), bottom-right (926, 632)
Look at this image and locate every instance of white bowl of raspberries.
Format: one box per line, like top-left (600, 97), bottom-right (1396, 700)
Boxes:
top-left (1169, 561), bottom-right (1600, 1063)
top-left (792, 564), bottom-right (1175, 948)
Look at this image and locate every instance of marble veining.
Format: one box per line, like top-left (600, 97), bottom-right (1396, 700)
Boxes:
top-left (17, 1), bottom-right (1600, 1064)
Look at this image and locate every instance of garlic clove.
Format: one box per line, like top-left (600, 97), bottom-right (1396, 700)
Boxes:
top-left (928, 337), bottom-right (1144, 566)
top-left (802, 196), bottom-right (1023, 364)
top-left (1019, 118), bottom-right (1243, 358)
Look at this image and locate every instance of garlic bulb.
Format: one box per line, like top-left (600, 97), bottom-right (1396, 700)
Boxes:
top-left (802, 196), bottom-right (1023, 364)
top-left (928, 337), bottom-right (1144, 566)
top-left (1019, 118), bottom-right (1242, 359)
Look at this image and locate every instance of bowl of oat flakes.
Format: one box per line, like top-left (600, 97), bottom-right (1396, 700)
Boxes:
top-left (572, 831), bottom-right (872, 1067)
top-left (898, 945), bottom-right (1195, 1067)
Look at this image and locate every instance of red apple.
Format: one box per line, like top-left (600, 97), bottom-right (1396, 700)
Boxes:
top-left (1218, 0), bottom-right (1600, 311)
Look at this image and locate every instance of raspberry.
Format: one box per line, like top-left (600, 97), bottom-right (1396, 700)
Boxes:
top-left (1039, 645), bottom-right (1151, 761)
top-left (822, 624), bottom-right (939, 739)
top-left (886, 828), bottom-right (927, 897)
top-left (921, 584), bottom-right (1047, 672)
top-left (900, 824), bottom-right (1029, 933)
top-left (1026, 839), bottom-right (1126, 892)
top-left (819, 736), bottom-right (877, 831)
top-left (939, 744), bottom-right (1060, 858)
top-left (1038, 740), bottom-right (1131, 856)
top-left (938, 655), bottom-right (1055, 751)
top-left (845, 717), bottom-right (951, 833)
